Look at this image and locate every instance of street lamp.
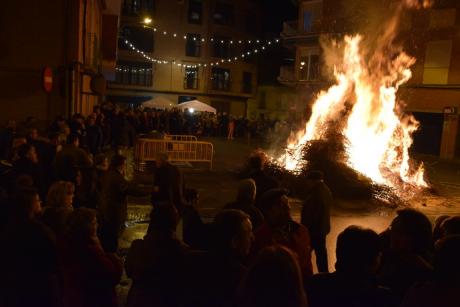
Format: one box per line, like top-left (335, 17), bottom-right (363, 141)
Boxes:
top-left (144, 17), bottom-right (152, 25)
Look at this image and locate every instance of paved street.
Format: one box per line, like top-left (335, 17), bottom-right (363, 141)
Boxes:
top-left (117, 137), bottom-right (460, 304)
top-left (122, 137), bottom-right (460, 261)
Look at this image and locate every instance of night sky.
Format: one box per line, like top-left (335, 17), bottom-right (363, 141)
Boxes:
top-left (263, 0), bottom-right (298, 33)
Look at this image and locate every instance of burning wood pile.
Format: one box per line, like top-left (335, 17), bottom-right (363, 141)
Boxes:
top-left (267, 0), bottom-right (436, 206)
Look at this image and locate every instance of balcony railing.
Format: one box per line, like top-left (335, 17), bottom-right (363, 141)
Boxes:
top-left (282, 20), bottom-right (299, 36)
top-left (282, 19), bottom-right (325, 38)
top-left (277, 65), bottom-right (295, 82)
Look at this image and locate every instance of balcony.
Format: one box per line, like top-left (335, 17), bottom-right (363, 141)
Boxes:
top-left (277, 65), bottom-right (295, 86)
top-left (282, 20), bottom-right (299, 36)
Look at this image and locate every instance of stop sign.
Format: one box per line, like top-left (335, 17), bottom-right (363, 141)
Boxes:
top-left (42, 67), bottom-right (53, 93)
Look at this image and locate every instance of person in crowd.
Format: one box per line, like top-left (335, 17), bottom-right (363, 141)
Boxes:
top-left (151, 152), bottom-right (187, 211)
top-left (0, 187), bottom-right (59, 307)
top-left (401, 235), bottom-right (460, 307)
top-left (70, 113), bottom-right (87, 147)
top-left (54, 133), bottom-right (92, 182)
top-left (228, 116), bottom-right (235, 140)
top-left (184, 209), bottom-right (254, 307)
top-left (432, 215), bottom-right (451, 244)
top-left (225, 179), bottom-right (264, 230)
top-left (98, 154), bottom-right (150, 252)
top-left (86, 115), bottom-right (104, 155)
top-left (238, 246), bottom-right (308, 307)
top-left (87, 153), bottom-right (109, 209)
top-left (12, 143), bottom-right (47, 198)
top-left (252, 188), bottom-right (313, 280)
top-left (59, 208), bottom-right (123, 307)
top-left (301, 170), bottom-right (332, 272)
top-left (126, 205), bottom-right (190, 307)
top-left (0, 120), bottom-right (16, 160)
top-left (378, 208), bottom-right (433, 302)
top-left (245, 152), bottom-right (279, 206)
top-left (307, 226), bottom-right (396, 307)
top-left (112, 110), bottom-right (136, 150)
top-left (441, 215), bottom-right (460, 238)
top-left (42, 181), bottom-right (75, 236)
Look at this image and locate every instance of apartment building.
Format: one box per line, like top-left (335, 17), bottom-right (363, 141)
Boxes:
top-left (281, 0), bottom-right (460, 159)
top-left (0, 0), bottom-right (121, 123)
top-left (107, 0), bottom-right (262, 117)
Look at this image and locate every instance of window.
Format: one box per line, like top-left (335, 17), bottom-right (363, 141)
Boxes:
top-left (423, 40), bottom-right (452, 84)
top-left (115, 61), bottom-right (153, 86)
top-left (213, 36), bottom-right (231, 58)
top-left (212, 68), bottom-right (230, 91)
top-left (119, 26), bottom-right (154, 52)
top-left (242, 72), bottom-right (252, 93)
top-left (213, 1), bottom-right (234, 25)
top-left (303, 11), bottom-right (313, 31)
top-left (188, 0), bottom-right (203, 24)
top-left (298, 48), bottom-right (320, 81)
top-left (184, 67), bottom-right (199, 89)
top-left (122, 0), bottom-right (154, 16)
top-left (185, 34), bottom-right (201, 57)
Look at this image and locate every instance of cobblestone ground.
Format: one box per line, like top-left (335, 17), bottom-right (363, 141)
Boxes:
top-left (116, 137), bottom-right (460, 306)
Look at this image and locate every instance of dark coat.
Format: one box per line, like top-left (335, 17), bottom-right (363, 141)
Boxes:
top-left (41, 206), bottom-right (73, 237)
top-left (152, 162), bottom-right (186, 210)
top-left (99, 169), bottom-right (148, 233)
top-left (59, 240), bottom-right (123, 307)
top-left (13, 157), bottom-right (47, 198)
top-left (126, 234), bottom-right (190, 307)
top-left (248, 170), bottom-right (279, 205)
top-left (183, 250), bottom-right (248, 307)
top-left (224, 200), bottom-right (264, 231)
top-left (307, 272), bottom-right (397, 307)
top-left (86, 124), bottom-right (104, 155)
top-left (301, 181), bottom-right (332, 238)
top-left (54, 144), bottom-right (92, 182)
top-left (378, 250), bottom-right (433, 302)
top-left (0, 218), bottom-right (59, 307)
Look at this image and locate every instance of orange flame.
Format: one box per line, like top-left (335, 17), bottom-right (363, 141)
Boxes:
top-left (276, 33), bottom-right (428, 193)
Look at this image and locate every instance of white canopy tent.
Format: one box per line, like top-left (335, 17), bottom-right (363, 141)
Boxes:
top-left (177, 100), bottom-right (217, 114)
top-left (141, 96), bottom-right (175, 110)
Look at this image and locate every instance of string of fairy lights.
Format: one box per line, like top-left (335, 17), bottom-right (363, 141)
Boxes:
top-left (140, 24), bottom-right (275, 46)
top-left (119, 36), bottom-right (280, 69)
top-left (119, 39), bottom-right (280, 68)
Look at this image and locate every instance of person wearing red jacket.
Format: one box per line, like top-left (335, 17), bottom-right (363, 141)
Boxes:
top-left (252, 189), bottom-right (313, 281)
top-left (59, 208), bottom-right (122, 307)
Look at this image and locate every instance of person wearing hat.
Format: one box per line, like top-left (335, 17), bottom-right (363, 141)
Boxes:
top-left (252, 188), bottom-right (313, 280)
top-left (301, 170), bottom-right (333, 273)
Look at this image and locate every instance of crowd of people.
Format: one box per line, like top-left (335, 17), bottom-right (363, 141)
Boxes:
top-left (0, 110), bottom-right (459, 307)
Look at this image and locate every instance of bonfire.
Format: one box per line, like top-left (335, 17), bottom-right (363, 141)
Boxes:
top-left (269, 0), bottom-right (434, 205)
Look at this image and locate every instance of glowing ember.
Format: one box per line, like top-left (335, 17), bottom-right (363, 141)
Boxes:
top-left (276, 2), bottom-right (430, 194)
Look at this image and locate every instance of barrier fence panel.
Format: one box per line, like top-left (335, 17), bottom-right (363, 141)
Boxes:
top-left (135, 138), bottom-right (213, 171)
top-left (163, 135), bottom-right (198, 142)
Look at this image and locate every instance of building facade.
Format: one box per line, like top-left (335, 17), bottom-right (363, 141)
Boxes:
top-left (281, 0), bottom-right (460, 159)
top-left (0, 0), bottom-right (121, 124)
top-left (107, 0), bottom-right (262, 117)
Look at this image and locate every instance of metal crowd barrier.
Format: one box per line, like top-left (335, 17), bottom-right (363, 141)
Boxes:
top-left (134, 137), bottom-right (214, 171)
top-left (163, 134), bottom-right (198, 142)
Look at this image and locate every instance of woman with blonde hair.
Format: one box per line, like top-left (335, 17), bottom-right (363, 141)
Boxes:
top-left (42, 181), bottom-right (75, 236)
